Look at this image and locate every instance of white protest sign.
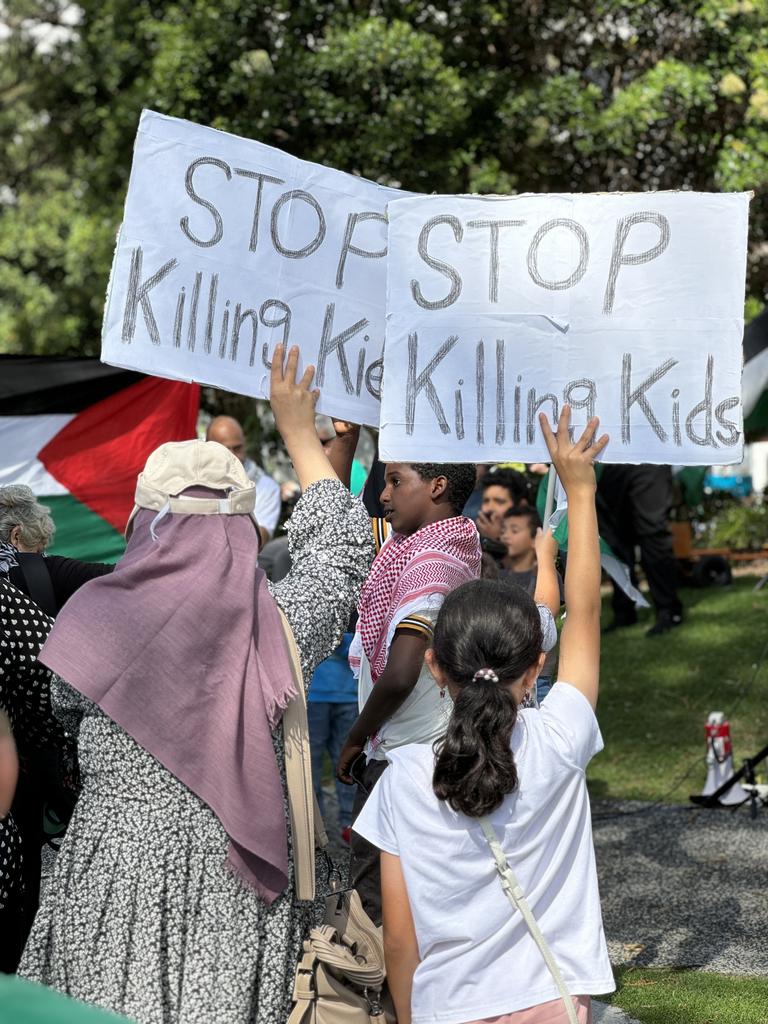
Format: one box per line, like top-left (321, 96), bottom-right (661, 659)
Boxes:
top-left (102, 110), bottom-right (409, 425)
top-left (379, 192), bottom-right (750, 464)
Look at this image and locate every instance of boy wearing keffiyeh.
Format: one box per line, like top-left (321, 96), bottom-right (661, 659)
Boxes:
top-left (327, 425), bottom-right (481, 924)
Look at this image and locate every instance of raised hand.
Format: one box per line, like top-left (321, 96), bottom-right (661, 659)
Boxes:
top-left (330, 420), bottom-right (360, 440)
top-left (538, 406), bottom-right (609, 496)
top-left (269, 343), bottom-right (320, 444)
top-left (534, 525), bottom-right (559, 564)
top-left (269, 344), bottom-right (338, 490)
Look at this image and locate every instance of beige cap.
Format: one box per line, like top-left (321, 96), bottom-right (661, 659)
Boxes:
top-left (126, 440), bottom-right (256, 536)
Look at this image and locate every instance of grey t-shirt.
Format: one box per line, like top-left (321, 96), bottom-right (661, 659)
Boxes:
top-left (502, 566), bottom-right (564, 679)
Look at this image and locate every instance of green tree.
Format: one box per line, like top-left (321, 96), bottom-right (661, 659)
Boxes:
top-left (3, 0), bottom-right (768, 357)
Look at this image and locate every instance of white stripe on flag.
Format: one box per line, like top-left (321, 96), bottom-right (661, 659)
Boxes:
top-left (0, 415), bottom-right (74, 493)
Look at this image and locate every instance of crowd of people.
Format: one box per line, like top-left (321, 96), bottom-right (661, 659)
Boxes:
top-left (0, 345), bottom-right (686, 1023)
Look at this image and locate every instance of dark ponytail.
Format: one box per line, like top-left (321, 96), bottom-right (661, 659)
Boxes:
top-left (432, 579), bottom-right (542, 818)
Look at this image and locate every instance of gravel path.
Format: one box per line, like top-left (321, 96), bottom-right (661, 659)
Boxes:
top-left (592, 799), bottom-right (768, 977)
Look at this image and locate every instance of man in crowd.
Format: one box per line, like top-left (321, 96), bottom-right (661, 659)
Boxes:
top-left (205, 415), bottom-right (281, 547)
top-left (476, 466), bottom-right (531, 564)
top-left (597, 464), bottom-right (683, 637)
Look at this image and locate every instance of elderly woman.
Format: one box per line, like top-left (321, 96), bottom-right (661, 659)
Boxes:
top-left (19, 348), bottom-right (374, 1024)
top-left (0, 485), bottom-right (112, 616)
top-left (0, 484), bottom-right (55, 553)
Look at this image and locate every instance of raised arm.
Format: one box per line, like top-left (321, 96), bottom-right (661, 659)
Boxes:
top-left (269, 343), bottom-right (339, 490)
top-left (324, 420), bottom-right (361, 490)
top-left (268, 345), bottom-right (373, 679)
top-left (533, 527), bottom-right (561, 620)
top-left (539, 407), bottom-right (609, 710)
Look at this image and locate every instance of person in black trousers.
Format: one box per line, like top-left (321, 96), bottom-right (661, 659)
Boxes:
top-left (597, 464), bottom-right (683, 637)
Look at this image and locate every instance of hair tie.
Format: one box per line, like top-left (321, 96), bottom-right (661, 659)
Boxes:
top-left (472, 668), bottom-right (499, 684)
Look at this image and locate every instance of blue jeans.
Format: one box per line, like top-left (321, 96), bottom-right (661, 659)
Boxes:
top-left (536, 676), bottom-right (554, 704)
top-left (306, 701), bottom-right (358, 827)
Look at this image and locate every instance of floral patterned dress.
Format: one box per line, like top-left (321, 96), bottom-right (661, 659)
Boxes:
top-left (19, 480), bottom-right (373, 1024)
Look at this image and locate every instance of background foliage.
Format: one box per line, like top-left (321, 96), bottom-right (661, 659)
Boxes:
top-left (2, 0), bottom-right (768, 356)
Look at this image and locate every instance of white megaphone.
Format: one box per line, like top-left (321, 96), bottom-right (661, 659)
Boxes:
top-left (700, 711), bottom-right (750, 805)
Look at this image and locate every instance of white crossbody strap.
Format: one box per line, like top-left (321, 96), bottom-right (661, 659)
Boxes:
top-left (478, 816), bottom-right (579, 1024)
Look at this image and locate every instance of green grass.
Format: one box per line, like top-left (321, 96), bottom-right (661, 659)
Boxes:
top-left (608, 967), bottom-right (768, 1024)
top-left (587, 577), bottom-right (768, 804)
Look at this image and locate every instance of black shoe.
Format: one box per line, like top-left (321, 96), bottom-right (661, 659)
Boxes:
top-left (646, 611), bottom-right (683, 637)
top-left (602, 617), bottom-right (637, 634)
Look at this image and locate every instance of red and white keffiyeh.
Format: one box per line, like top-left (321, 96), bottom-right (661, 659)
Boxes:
top-left (349, 516), bottom-right (481, 683)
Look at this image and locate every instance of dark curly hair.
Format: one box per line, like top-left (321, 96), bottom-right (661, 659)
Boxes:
top-left (503, 505), bottom-right (542, 538)
top-left (410, 463), bottom-right (477, 515)
top-left (431, 578), bottom-right (542, 818)
top-left (480, 467), bottom-right (530, 506)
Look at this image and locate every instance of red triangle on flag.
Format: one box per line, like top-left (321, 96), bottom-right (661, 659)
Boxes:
top-left (39, 376), bottom-right (200, 534)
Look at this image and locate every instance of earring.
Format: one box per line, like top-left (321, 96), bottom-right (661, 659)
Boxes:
top-left (439, 687), bottom-right (446, 699)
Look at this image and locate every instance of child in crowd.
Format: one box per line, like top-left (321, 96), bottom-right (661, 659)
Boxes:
top-left (501, 506), bottom-right (564, 703)
top-left (355, 407), bottom-right (614, 1024)
top-left (500, 506), bottom-right (543, 585)
top-left (327, 426), bottom-right (481, 924)
top-left (307, 626), bottom-right (358, 844)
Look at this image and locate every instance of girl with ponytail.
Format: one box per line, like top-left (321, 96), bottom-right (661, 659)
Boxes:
top-left (355, 408), bottom-right (615, 1024)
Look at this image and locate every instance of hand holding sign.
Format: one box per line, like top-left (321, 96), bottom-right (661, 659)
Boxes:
top-left (269, 344), bottom-right (332, 492)
top-left (539, 406), bottom-right (609, 496)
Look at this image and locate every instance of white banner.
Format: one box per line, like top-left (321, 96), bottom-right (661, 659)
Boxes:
top-left (102, 110), bottom-right (409, 425)
top-left (379, 192), bottom-right (750, 464)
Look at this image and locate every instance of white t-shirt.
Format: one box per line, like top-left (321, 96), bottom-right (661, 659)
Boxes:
top-left (353, 682), bottom-right (615, 1024)
top-left (358, 608), bottom-right (451, 761)
top-left (243, 458), bottom-right (281, 537)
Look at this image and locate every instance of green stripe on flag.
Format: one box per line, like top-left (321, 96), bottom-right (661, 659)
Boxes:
top-left (44, 495), bottom-right (125, 564)
top-left (745, 388), bottom-right (768, 437)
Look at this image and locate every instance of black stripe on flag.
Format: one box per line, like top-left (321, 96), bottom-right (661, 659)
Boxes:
top-left (0, 357), bottom-right (144, 415)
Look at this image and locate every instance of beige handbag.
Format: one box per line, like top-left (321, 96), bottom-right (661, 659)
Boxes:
top-left (280, 613), bottom-right (396, 1024)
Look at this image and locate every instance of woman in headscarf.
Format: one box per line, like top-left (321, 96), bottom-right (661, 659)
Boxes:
top-left (19, 347), bottom-right (374, 1024)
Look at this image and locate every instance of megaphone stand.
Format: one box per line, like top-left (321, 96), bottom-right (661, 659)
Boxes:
top-left (691, 741), bottom-right (768, 818)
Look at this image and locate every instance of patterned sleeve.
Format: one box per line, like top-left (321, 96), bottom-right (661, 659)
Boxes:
top-left (270, 479), bottom-right (374, 685)
top-left (0, 579), bottom-right (55, 741)
top-left (50, 674), bottom-right (91, 736)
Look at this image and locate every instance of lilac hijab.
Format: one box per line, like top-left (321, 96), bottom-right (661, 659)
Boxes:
top-left (39, 499), bottom-right (297, 903)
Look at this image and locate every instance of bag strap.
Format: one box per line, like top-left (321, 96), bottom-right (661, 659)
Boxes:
top-left (478, 816), bottom-right (579, 1024)
top-left (287, 946), bottom-right (317, 1024)
top-left (279, 609), bottom-right (330, 901)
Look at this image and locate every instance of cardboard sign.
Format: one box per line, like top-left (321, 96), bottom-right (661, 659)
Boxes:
top-left (102, 110), bottom-right (409, 425)
top-left (379, 192), bottom-right (750, 464)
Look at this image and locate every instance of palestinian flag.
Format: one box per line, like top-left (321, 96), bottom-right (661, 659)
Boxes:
top-left (744, 307), bottom-right (768, 437)
top-left (0, 357), bottom-right (200, 562)
top-left (536, 471), bottom-right (650, 608)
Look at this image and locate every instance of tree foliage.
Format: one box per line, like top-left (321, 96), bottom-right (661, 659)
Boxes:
top-left (3, 0), bottom-right (768, 356)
